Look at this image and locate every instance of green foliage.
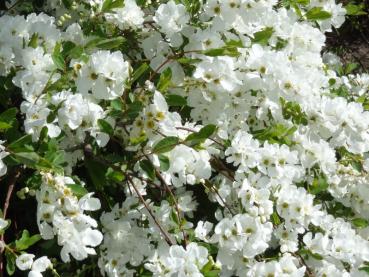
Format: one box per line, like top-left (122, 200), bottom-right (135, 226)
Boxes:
top-left (305, 7), bottom-right (332, 21)
top-left (98, 119), bottom-right (114, 136)
top-left (131, 63), bottom-right (150, 84)
top-left (352, 218), bottom-right (369, 228)
top-left (165, 94), bottom-right (187, 107)
top-left (157, 67), bottom-right (173, 92)
top-left (252, 124), bottom-right (297, 146)
top-left (252, 27), bottom-right (274, 46)
top-left (345, 3), bottom-right (367, 15)
top-left (0, 108), bottom-right (17, 132)
top-left (280, 98), bottom-right (308, 125)
top-left (309, 173), bottom-right (329, 195)
top-left (152, 136), bottom-right (180, 154)
top-left (185, 124), bottom-right (217, 147)
top-left (67, 183), bottom-right (89, 197)
top-left (158, 154), bottom-right (170, 171)
top-left (52, 42), bottom-right (65, 71)
top-left (101, 0), bottom-right (124, 12)
top-left (298, 248), bottom-right (323, 261)
top-left (15, 230), bottom-right (42, 251)
top-left (5, 250), bottom-right (16, 276)
top-left (139, 159), bottom-right (156, 180)
top-left (203, 46), bottom-right (240, 57)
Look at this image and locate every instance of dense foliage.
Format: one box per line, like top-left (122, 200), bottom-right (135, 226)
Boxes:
top-left (1, 0), bottom-right (369, 276)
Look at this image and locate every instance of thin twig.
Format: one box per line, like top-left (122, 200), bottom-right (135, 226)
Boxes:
top-left (210, 157), bottom-right (235, 182)
top-left (0, 167), bottom-right (22, 277)
top-left (153, 166), bottom-right (189, 248)
top-left (203, 181), bottom-right (236, 216)
top-left (126, 175), bottom-right (175, 246)
top-left (291, 252), bottom-right (315, 277)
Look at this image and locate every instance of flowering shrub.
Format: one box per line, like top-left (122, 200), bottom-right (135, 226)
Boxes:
top-left (1, 0), bottom-right (369, 276)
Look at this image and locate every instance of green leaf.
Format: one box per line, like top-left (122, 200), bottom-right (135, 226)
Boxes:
top-left (298, 248), bottom-right (323, 260)
top-left (44, 150), bottom-right (65, 168)
top-left (52, 43), bottom-right (65, 71)
top-left (98, 119), bottom-right (114, 136)
top-left (274, 37), bottom-right (289, 50)
top-left (15, 230), bottom-right (42, 251)
top-left (13, 152), bottom-right (40, 167)
top-left (39, 126), bottom-right (49, 143)
top-left (139, 160), bottom-right (156, 180)
top-left (345, 4), bottom-right (367, 16)
top-left (203, 46), bottom-right (240, 57)
top-left (153, 137), bottom-right (179, 154)
top-left (310, 174), bottom-right (329, 195)
top-left (106, 167), bottom-right (125, 182)
top-left (305, 7), bottom-right (332, 20)
top-left (252, 124), bottom-right (297, 145)
top-left (271, 212), bottom-right (281, 225)
top-left (111, 99), bottom-right (123, 111)
top-left (345, 63), bottom-right (359, 74)
top-left (0, 122), bottom-right (12, 131)
top-left (67, 184), bottom-right (89, 197)
top-left (126, 101), bottom-right (143, 119)
top-left (131, 63), bottom-right (149, 83)
top-left (95, 37), bottom-right (126, 50)
top-left (296, 0), bottom-right (310, 5)
top-left (204, 270), bottom-right (220, 277)
top-left (359, 266), bottom-right (369, 274)
top-left (157, 67), bottom-right (172, 92)
top-left (177, 57), bottom-right (201, 64)
top-left (85, 159), bottom-right (107, 190)
top-left (158, 154), bottom-right (170, 171)
top-left (61, 41), bottom-right (84, 59)
top-left (5, 249), bottom-right (16, 276)
top-left (352, 218), bottom-right (369, 228)
top-left (252, 27), bottom-right (274, 46)
top-left (0, 108), bottom-right (17, 131)
top-left (28, 33), bottom-right (38, 48)
top-left (62, 0), bottom-right (72, 8)
top-left (225, 39), bottom-right (243, 48)
top-left (165, 94), bottom-right (187, 107)
top-left (185, 124), bottom-right (217, 146)
top-left (101, 0), bottom-right (124, 12)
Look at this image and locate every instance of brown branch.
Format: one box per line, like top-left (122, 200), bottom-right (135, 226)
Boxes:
top-left (203, 180), bottom-right (236, 216)
top-left (0, 167), bottom-right (22, 277)
top-left (153, 167), bottom-right (189, 248)
top-left (291, 252), bottom-right (315, 277)
top-left (210, 157), bottom-right (235, 182)
top-left (126, 175), bottom-right (175, 246)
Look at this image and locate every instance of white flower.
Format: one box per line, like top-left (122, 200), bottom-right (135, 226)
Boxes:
top-left (31, 256), bottom-right (52, 273)
top-left (79, 193), bottom-right (101, 211)
top-left (105, 0), bottom-right (144, 30)
top-left (74, 50), bottom-right (130, 100)
top-left (16, 253), bottom-right (35, 271)
top-left (195, 221), bottom-right (213, 241)
top-left (154, 1), bottom-right (189, 36)
top-left (145, 242), bottom-right (208, 276)
top-left (0, 140), bottom-right (9, 177)
top-left (0, 218), bottom-right (8, 231)
top-left (36, 173), bottom-right (103, 263)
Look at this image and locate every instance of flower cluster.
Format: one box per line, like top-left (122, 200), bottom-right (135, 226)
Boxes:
top-left (1, 0), bottom-right (369, 276)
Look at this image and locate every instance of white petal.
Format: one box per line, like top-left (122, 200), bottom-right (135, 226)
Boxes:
top-left (16, 253), bottom-right (34, 271)
top-left (28, 271), bottom-right (43, 277)
top-left (81, 229), bottom-right (103, 247)
top-left (31, 256), bottom-right (51, 272)
top-left (79, 193), bottom-right (101, 211)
